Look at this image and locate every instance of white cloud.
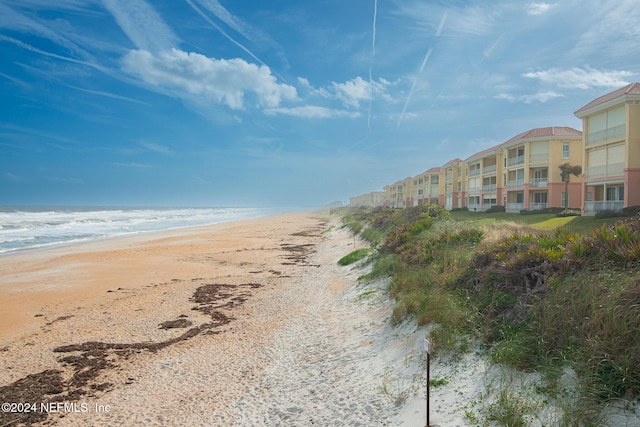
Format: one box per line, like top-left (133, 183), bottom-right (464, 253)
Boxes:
top-left (494, 93), bottom-right (516, 102)
top-left (121, 49), bottom-right (297, 110)
top-left (331, 77), bottom-right (374, 108)
top-left (494, 91), bottom-right (563, 103)
top-left (263, 106), bottom-right (360, 119)
top-left (520, 91), bottom-right (563, 103)
top-left (298, 76), bottom-right (393, 109)
top-left (523, 67), bottom-right (633, 89)
top-left (527, 2), bottom-right (557, 15)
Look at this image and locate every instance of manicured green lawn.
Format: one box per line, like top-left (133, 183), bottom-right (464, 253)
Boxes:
top-left (450, 210), bottom-right (620, 234)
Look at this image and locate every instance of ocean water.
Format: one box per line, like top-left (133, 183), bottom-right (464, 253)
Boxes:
top-left (0, 206), bottom-right (292, 254)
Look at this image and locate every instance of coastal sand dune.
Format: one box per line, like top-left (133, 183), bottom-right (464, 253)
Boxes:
top-left (0, 212), bottom-right (440, 426)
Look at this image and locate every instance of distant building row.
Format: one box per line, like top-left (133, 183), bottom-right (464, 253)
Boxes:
top-left (349, 83), bottom-right (640, 214)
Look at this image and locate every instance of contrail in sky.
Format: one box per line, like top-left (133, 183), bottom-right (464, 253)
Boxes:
top-left (397, 10), bottom-right (447, 128)
top-left (0, 34), bottom-right (104, 72)
top-left (185, 0), bottom-right (267, 67)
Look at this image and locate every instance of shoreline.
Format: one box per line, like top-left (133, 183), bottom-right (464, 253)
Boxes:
top-left (0, 211), bottom-right (313, 343)
top-left (0, 206), bottom-right (304, 257)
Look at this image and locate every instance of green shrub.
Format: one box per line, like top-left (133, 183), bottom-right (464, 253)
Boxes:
top-left (556, 209), bottom-right (581, 217)
top-left (622, 205), bottom-right (640, 217)
top-left (337, 248), bottom-right (371, 266)
top-left (486, 205), bottom-right (506, 213)
top-left (594, 209), bottom-right (621, 219)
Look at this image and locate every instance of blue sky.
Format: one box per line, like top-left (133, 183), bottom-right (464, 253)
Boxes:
top-left (1, 0), bottom-right (639, 207)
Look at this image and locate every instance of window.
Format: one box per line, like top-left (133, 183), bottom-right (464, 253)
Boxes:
top-left (607, 186), bottom-right (624, 201)
top-left (534, 192), bottom-right (548, 203)
top-left (562, 143), bottom-right (570, 159)
top-left (533, 169), bottom-right (548, 180)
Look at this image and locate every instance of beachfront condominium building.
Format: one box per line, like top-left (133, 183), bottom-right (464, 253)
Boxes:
top-left (384, 177), bottom-right (413, 208)
top-left (574, 83), bottom-right (640, 214)
top-left (412, 167), bottom-right (442, 206)
top-left (442, 159), bottom-right (466, 210)
top-left (464, 144), bottom-right (504, 211)
top-left (501, 127), bottom-right (583, 212)
top-left (349, 191), bottom-right (384, 207)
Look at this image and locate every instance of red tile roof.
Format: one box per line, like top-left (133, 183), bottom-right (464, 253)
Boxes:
top-left (442, 158), bottom-right (462, 167)
top-left (502, 126), bottom-right (581, 146)
top-left (574, 82), bottom-right (640, 116)
top-left (464, 143), bottom-right (503, 162)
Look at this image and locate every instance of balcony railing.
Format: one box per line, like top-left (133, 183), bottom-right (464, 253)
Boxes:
top-left (586, 124), bottom-right (625, 146)
top-left (585, 200), bottom-right (624, 213)
top-left (482, 184), bottom-right (497, 191)
top-left (529, 202), bottom-right (548, 211)
top-left (506, 203), bottom-right (525, 212)
top-left (585, 162), bottom-right (624, 180)
top-left (467, 203), bottom-right (481, 211)
top-left (482, 164), bottom-right (497, 174)
top-left (468, 169), bottom-right (480, 177)
top-left (508, 154), bottom-right (525, 167)
top-left (507, 179), bottom-right (525, 188)
top-left (530, 178), bottom-right (548, 187)
top-left (445, 175), bottom-right (453, 182)
top-left (467, 186), bottom-right (480, 193)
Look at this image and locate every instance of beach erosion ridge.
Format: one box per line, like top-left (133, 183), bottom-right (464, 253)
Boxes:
top-left (0, 208), bottom-right (459, 426)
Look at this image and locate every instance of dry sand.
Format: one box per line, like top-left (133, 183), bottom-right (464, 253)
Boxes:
top-left (0, 212), bottom-right (434, 426)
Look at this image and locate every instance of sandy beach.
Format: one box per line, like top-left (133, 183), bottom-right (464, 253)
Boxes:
top-left (0, 212), bottom-right (417, 426)
top-left (1, 211), bottom-right (511, 427)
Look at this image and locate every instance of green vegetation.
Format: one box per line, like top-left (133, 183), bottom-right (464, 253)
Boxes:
top-left (339, 205), bottom-right (640, 425)
top-left (337, 248), bottom-right (372, 266)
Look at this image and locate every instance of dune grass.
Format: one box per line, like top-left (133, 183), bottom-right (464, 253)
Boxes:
top-left (340, 205), bottom-right (640, 425)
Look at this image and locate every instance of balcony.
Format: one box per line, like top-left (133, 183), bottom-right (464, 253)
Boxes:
top-left (445, 175), bottom-right (453, 182)
top-left (585, 200), bottom-right (624, 213)
top-left (530, 178), bottom-right (548, 188)
top-left (507, 155), bottom-right (525, 167)
top-left (586, 124), bottom-right (625, 146)
top-left (585, 162), bottom-right (624, 180)
top-left (482, 184), bottom-right (497, 192)
top-left (506, 203), bottom-right (525, 212)
top-left (467, 186), bottom-right (480, 193)
top-left (482, 164), bottom-right (497, 174)
top-left (468, 169), bottom-right (480, 177)
top-left (467, 203), bottom-right (481, 211)
top-left (529, 202), bottom-right (548, 211)
top-left (507, 179), bottom-right (525, 188)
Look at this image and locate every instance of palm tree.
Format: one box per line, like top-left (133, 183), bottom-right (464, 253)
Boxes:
top-left (559, 162), bottom-right (582, 208)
